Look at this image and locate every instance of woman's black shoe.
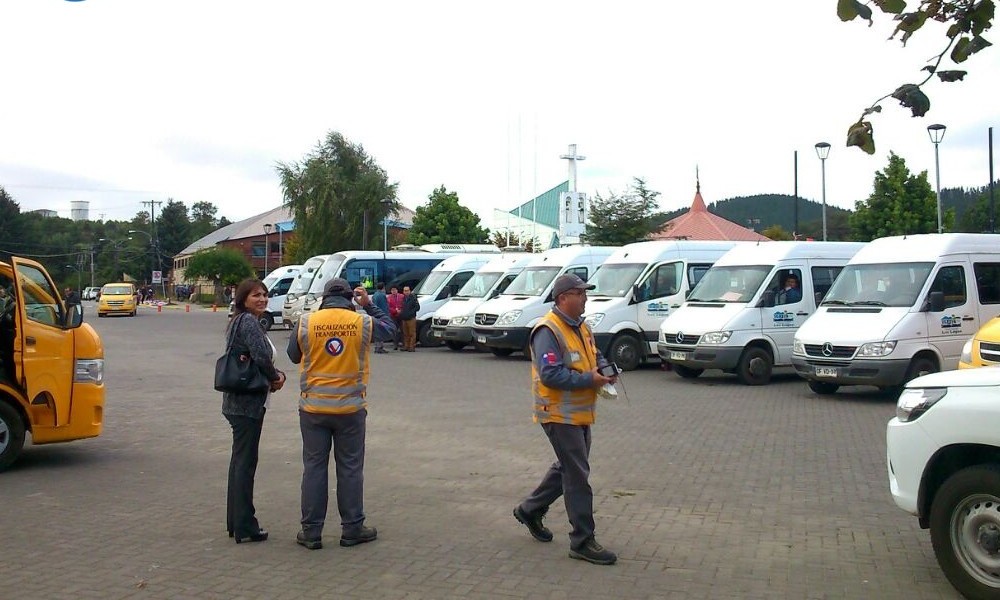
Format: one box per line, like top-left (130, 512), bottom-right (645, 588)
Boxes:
top-left (235, 528), bottom-right (268, 544)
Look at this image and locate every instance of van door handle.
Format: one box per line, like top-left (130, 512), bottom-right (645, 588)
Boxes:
top-left (671, 304), bottom-right (681, 308)
top-left (796, 312), bottom-right (810, 316)
top-left (25, 336), bottom-right (36, 346)
top-left (962, 316), bottom-right (975, 321)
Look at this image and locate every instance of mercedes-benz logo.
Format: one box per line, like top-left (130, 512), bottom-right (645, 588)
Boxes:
top-left (822, 342), bottom-right (834, 357)
top-left (676, 332), bottom-right (685, 344)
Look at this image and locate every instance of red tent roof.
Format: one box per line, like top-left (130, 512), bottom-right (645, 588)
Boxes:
top-left (651, 185), bottom-right (771, 242)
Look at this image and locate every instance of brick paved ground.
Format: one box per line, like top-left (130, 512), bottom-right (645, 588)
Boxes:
top-left (0, 306), bottom-right (961, 599)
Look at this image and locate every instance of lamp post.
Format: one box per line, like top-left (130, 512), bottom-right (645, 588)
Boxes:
top-left (928, 123), bottom-right (947, 234)
top-left (263, 223), bottom-right (273, 276)
top-left (815, 142), bottom-right (831, 241)
top-left (380, 199), bottom-right (393, 252)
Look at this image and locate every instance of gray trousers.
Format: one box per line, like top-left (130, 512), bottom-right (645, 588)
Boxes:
top-left (299, 409), bottom-right (367, 538)
top-left (520, 422), bottom-right (595, 549)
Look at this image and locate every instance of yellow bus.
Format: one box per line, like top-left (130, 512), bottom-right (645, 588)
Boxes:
top-left (0, 257), bottom-right (105, 471)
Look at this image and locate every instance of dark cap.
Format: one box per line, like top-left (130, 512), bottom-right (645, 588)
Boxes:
top-left (552, 273), bottom-right (595, 298)
top-left (323, 277), bottom-right (353, 298)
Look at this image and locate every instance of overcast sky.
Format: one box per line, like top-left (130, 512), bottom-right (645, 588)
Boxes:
top-left (2, 1), bottom-right (998, 230)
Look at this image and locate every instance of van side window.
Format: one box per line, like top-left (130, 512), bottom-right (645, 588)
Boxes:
top-left (646, 262), bottom-right (681, 300)
top-left (446, 271), bottom-right (475, 298)
top-left (769, 269), bottom-right (803, 306)
top-left (566, 267), bottom-right (589, 281)
top-left (688, 265), bottom-right (711, 291)
top-left (974, 262), bottom-right (1000, 304)
top-left (273, 277), bottom-right (294, 296)
top-left (811, 266), bottom-right (844, 303)
top-left (929, 266), bottom-right (967, 309)
top-left (17, 264), bottom-right (63, 327)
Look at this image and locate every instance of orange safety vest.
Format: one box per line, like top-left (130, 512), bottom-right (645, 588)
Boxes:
top-left (530, 311), bottom-right (598, 425)
top-left (296, 307), bottom-right (373, 414)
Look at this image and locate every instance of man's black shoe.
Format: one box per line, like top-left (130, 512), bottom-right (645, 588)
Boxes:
top-left (340, 525), bottom-right (377, 547)
top-left (569, 538), bottom-right (617, 565)
top-left (513, 505), bottom-right (553, 542)
top-left (234, 528), bottom-right (268, 544)
top-left (296, 530), bottom-right (322, 550)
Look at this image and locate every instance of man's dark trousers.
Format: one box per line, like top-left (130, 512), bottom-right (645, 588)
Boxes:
top-left (520, 422), bottom-right (594, 548)
top-left (299, 409), bottom-right (367, 538)
top-left (225, 412), bottom-right (265, 538)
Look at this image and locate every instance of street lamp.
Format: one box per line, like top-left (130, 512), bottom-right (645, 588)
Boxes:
top-left (380, 199), bottom-right (393, 252)
top-left (928, 123), bottom-right (947, 234)
top-left (263, 223), bottom-right (273, 275)
top-left (814, 142), bottom-right (831, 241)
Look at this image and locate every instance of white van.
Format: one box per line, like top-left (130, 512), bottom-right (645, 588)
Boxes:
top-left (229, 264), bottom-right (302, 329)
top-left (658, 241), bottom-right (865, 384)
top-left (472, 246), bottom-right (617, 357)
top-left (584, 241), bottom-right (739, 371)
top-left (793, 233), bottom-right (1000, 395)
top-left (281, 255), bottom-right (329, 328)
top-left (413, 254), bottom-right (505, 347)
top-left (430, 254), bottom-right (534, 350)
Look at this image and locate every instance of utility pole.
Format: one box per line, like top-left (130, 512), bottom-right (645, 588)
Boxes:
top-left (142, 199), bottom-right (163, 296)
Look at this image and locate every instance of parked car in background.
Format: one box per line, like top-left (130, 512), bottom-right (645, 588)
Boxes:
top-left (82, 286), bottom-right (100, 300)
top-left (887, 366), bottom-right (1000, 600)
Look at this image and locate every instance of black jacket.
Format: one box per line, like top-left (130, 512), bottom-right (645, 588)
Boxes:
top-left (221, 312), bottom-right (282, 419)
top-left (400, 294), bottom-right (420, 320)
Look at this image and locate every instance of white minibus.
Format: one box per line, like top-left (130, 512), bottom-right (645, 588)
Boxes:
top-left (282, 255), bottom-right (329, 328)
top-left (412, 254), bottom-right (500, 347)
top-left (229, 264), bottom-right (301, 329)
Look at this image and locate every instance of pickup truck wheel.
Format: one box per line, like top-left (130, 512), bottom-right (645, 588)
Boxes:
top-left (736, 346), bottom-right (772, 386)
top-left (808, 380), bottom-right (840, 395)
top-left (608, 334), bottom-right (642, 372)
top-left (929, 465), bottom-right (1000, 599)
top-left (0, 402), bottom-right (26, 472)
top-left (258, 313), bottom-right (274, 331)
top-left (490, 348), bottom-right (514, 357)
top-left (445, 341), bottom-right (465, 351)
top-left (674, 365), bottom-right (704, 379)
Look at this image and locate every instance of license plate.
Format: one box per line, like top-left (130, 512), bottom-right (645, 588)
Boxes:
top-left (815, 366), bottom-right (838, 377)
top-left (432, 330), bottom-right (441, 338)
top-left (477, 335), bottom-right (486, 344)
top-left (669, 351), bottom-right (687, 361)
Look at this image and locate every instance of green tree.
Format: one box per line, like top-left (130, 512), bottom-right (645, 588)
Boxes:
top-left (156, 199), bottom-right (190, 274)
top-left (0, 186), bottom-right (20, 251)
top-left (762, 224), bottom-right (794, 240)
top-left (190, 201), bottom-right (222, 240)
top-left (278, 131), bottom-right (399, 261)
top-left (850, 151), bottom-right (954, 240)
top-left (838, 0), bottom-right (995, 154)
top-left (490, 230), bottom-right (541, 252)
top-left (184, 247), bottom-right (254, 303)
top-left (957, 189), bottom-right (999, 232)
top-left (408, 186), bottom-right (489, 245)
top-left (583, 177), bottom-right (660, 245)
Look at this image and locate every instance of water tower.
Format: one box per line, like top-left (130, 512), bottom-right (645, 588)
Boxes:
top-left (70, 200), bottom-right (90, 221)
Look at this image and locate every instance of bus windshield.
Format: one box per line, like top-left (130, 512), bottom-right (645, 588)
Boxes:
top-left (456, 272), bottom-right (502, 298)
top-left (414, 271), bottom-right (451, 296)
top-left (504, 267), bottom-right (560, 296)
top-left (687, 266), bottom-right (771, 303)
top-left (588, 263), bottom-right (645, 297)
top-left (822, 262), bottom-right (934, 308)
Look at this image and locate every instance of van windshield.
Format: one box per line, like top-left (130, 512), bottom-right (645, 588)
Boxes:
top-left (415, 271), bottom-right (451, 296)
top-left (307, 256), bottom-right (346, 294)
top-left (687, 266), bottom-right (771, 303)
top-left (289, 257), bottom-right (327, 295)
top-left (588, 263), bottom-right (645, 297)
top-left (822, 262), bottom-right (934, 308)
top-left (102, 285), bottom-right (133, 295)
top-left (456, 272), bottom-right (502, 298)
top-left (504, 266), bottom-right (560, 296)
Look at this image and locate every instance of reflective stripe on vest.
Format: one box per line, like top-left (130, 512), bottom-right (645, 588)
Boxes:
top-left (297, 310), bottom-right (373, 414)
top-left (530, 312), bottom-right (598, 425)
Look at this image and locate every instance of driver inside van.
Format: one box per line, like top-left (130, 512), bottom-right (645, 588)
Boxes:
top-left (776, 274), bottom-right (802, 305)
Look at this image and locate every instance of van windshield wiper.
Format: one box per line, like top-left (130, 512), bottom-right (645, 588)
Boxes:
top-left (821, 299), bottom-right (848, 305)
top-left (849, 300), bottom-right (887, 307)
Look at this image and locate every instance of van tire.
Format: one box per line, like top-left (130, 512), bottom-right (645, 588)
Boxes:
top-left (674, 365), bottom-right (704, 379)
top-left (418, 322), bottom-right (440, 348)
top-left (0, 401), bottom-right (26, 472)
top-left (445, 341), bottom-right (466, 351)
top-left (608, 334), bottom-right (643, 372)
top-left (736, 346), bottom-right (772, 386)
top-left (258, 313), bottom-right (274, 331)
top-left (928, 465), bottom-right (1000, 599)
top-left (905, 356), bottom-right (938, 384)
top-left (490, 348), bottom-right (514, 357)
top-left (808, 380), bottom-right (839, 395)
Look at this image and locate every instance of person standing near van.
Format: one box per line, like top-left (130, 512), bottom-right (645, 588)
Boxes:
top-left (371, 283), bottom-right (389, 354)
top-left (387, 286), bottom-right (403, 350)
top-left (513, 274), bottom-right (618, 566)
top-left (399, 286), bottom-right (420, 351)
top-left (286, 278), bottom-right (396, 550)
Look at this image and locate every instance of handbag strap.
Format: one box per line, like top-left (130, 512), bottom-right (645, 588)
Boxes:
top-left (225, 312), bottom-right (248, 352)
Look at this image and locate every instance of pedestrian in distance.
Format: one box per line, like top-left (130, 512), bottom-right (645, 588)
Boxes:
top-left (286, 277), bottom-right (397, 550)
top-left (222, 279), bottom-right (286, 544)
top-left (387, 286), bottom-right (403, 350)
top-left (399, 285), bottom-right (419, 352)
top-left (64, 287), bottom-right (81, 311)
top-left (371, 282), bottom-right (389, 354)
top-left (513, 273), bottom-right (619, 566)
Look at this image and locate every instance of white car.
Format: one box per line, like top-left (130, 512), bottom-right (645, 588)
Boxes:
top-left (886, 366), bottom-right (1000, 599)
top-left (82, 286), bottom-right (100, 300)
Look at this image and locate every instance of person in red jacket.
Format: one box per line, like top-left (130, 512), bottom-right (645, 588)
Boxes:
top-left (387, 286), bottom-right (403, 350)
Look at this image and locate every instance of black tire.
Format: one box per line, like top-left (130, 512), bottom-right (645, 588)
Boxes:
top-left (418, 322), bottom-right (440, 348)
top-left (674, 365), bottom-right (704, 379)
top-left (445, 341), bottom-right (465, 351)
top-left (736, 346), bottom-right (772, 386)
top-left (808, 380), bottom-right (840, 395)
top-left (608, 334), bottom-right (643, 372)
top-left (929, 464), bottom-right (1000, 599)
top-left (258, 313), bottom-right (274, 331)
top-left (905, 355), bottom-right (939, 384)
top-left (490, 347), bottom-right (514, 357)
top-left (0, 401), bottom-right (26, 473)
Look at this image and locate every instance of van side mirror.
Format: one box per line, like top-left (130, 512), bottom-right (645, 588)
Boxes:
top-left (814, 292), bottom-right (824, 306)
top-left (685, 289), bottom-right (692, 299)
top-left (67, 303), bottom-right (84, 328)
top-left (927, 291), bottom-right (945, 312)
top-left (490, 289), bottom-right (501, 299)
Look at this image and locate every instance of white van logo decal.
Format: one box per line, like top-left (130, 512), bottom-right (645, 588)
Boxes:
top-left (646, 301), bottom-right (670, 314)
top-left (772, 310), bottom-right (795, 327)
top-left (941, 315), bottom-right (962, 329)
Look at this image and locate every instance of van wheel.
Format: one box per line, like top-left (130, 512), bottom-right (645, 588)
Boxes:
top-left (608, 334), bottom-right (643, 372)
top-left (674, 365), bottom-right (703, 379)
top-left (736, 346), bottom-right (772, 386)
top-left (905, 356), bottom-right (938, 384)
top-left (445, 341), bottom-right (466, 351)
top-left (0, 402), bottom-right (26, 472)
top-left (808, 380), bottom-right (839, 395)
top-left (258, 313), bottom-right (274, 331)
top-left (418, 322), bottom-right (440, 348)
top-left (929, 465), bottom-right (1000, 599)
top-left (491, 348), bottom-right (514, 357)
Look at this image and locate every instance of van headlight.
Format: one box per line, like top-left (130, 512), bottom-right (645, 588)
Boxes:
top-left (960, 339), bottom-right (974, 364)
top-left (793, 339), bottom-right (805, 355)
top-left (496, 310), bottom-right (522, 326)
top-left (701, 331), bottom-right (732, 345)
top-left (585, 313), bottom-right (605, 328)
top-left (75, 359), bottom-right (104, 384)
top-left (857, 341), bottom-right (897, 357)
top-left (896, 387), bottom-right (947, 422)
top-left (451, 316), bottom-right (469, 325)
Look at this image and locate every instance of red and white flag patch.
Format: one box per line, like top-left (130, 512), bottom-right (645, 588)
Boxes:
top-left (542, 352), bottom-right (558, 365)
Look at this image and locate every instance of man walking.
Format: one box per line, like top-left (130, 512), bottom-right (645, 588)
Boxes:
top-left (371, 283), bottom-right (389, 354)
top-left (286, 278), bottom-right (397, 550)
top-left (513, 274), bottom-right (618, 565)
top-left (399, 285), bottom-right (420, 352)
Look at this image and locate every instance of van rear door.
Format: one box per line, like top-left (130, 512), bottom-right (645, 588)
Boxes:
top-left (12, 258), bottom-right (74, 426)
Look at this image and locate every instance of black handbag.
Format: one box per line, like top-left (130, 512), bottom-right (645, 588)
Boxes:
top-left (214, 314), bottom-right (271, 394)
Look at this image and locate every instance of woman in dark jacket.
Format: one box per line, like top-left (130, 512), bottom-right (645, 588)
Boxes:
top-left (223, 279), bottom-right (285, 543)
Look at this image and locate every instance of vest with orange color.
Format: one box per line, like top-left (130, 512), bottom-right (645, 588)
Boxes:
top-left (297, 308), bottom-right (373, 414)
top-left (530, 311), bottom-right (598, 425)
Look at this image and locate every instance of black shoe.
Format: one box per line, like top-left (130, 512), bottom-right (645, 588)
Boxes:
top-left (513, 505), bottom-right (553, 542)
top-left (569, 538), bottom-right (617, 565)
top-left (296, 530), bottom-right (322, 550)
top-left (235, 528), bottom-right (268, 544)
top-left (340, 525), bottom-right (377, 547)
